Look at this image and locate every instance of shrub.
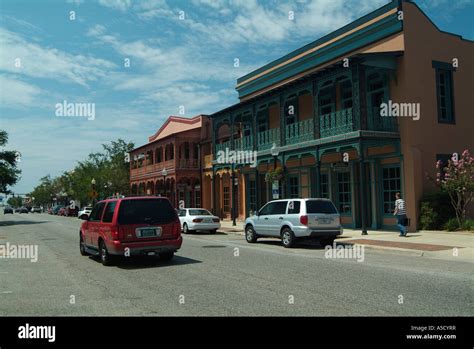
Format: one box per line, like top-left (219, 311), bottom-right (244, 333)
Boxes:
top-left (462, 219), bottom-right (474, 232)
top-left (444, 218), bottom-right (460, 232)
top-left (419, 191), bottom-right (455, 230)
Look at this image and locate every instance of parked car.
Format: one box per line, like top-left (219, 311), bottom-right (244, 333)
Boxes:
top-left (14, 207), bottom-right (21, 213)
top-left (65, 206), bottom-right (79, 217)
top-left (178, 208), bottom-right (220, 234)
top-left (244, 199), bottom-right (343, 248)
top-left (31, 206), bottom-right (42, 213)
top-left (80, 196), bottom-right (182, 266)
top-left (4, 206), bottom-right (13, 214)
top-left (52, 205), bottom-right (64, 215)
top-left (18, 207), bottom-right (29, 214)
top-left (77, 206), bottom-right (92, 220)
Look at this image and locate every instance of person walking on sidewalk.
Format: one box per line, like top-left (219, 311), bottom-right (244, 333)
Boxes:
top-left (394, 192), bottom-right (408, 237)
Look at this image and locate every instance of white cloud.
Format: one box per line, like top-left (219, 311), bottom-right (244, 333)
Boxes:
top-left (98, 0), bottom-right (132, 12)
top-left (0, 28), bottom-right (116, 87)
top-left (0, 75), bottom-right (42, 108)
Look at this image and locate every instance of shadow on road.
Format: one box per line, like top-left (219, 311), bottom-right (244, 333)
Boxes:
top-left (0, 220), bottom-right (49, 227)
top-left (256, 239), bottom-right (352, 250)
top-left (89, 255), bottom-right (202, 270)
top-left (182, 231), bottom-right (228, 236)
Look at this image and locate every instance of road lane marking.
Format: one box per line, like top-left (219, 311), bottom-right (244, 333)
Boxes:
top-left (1, 291), bottom-right (13, 294)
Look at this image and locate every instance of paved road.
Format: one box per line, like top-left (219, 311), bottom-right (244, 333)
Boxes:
top-left (0, 213), bottom-right (472, 316)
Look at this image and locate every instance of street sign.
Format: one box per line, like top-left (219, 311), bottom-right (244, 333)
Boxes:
top-left (89, 190), bottom-right (98, 198)
top-left (272, 181), bottom-right (279, 199)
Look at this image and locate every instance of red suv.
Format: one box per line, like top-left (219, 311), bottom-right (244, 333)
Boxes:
top-left (79, 196), bottom-right (182, 266)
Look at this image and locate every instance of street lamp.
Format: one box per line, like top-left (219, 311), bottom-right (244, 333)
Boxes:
top-left (271, 143), bottom-right (279, 170)
top-left (162, 168), bottom-right (168, 197)
top-left (91, 178), bottom-right (96, 206)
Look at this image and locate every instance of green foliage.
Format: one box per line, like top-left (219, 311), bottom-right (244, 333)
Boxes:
top-left (0, 130), bottom-right (21, 193)
top-left (462, 219), bottom-right (474, 232)
top-left (419, 191), bottom-right (455, 230)
top-left (7, 196), bottom-right (23, 207)
top-left (29, 139), bottom-right (134, 206)
top-left (444, 218), bottom-right (460, 232)
top-left (265, 167), bottom-right (285, 183)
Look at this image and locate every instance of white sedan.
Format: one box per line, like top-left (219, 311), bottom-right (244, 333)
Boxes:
top-left (178, 208), bottom-right (220, 234)
top-left (77, 206), bottom-right (92, 219)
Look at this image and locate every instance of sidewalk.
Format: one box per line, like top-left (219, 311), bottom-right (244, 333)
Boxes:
top-left (218, 220), bottom-right (474, 262)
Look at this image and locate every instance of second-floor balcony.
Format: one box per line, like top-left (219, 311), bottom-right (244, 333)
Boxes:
top-left (285, 118), bottom-right (314, 145)
top-left (320, 108), bottom-right (355, 138)
top-left (257, 128), bottom-right (280, 151)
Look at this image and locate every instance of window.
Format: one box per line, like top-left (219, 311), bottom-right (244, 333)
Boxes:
top-left (249, 179), bottom-right (256, 212)
top-left (259, 202), bottom-right (275, 216)
top-left (288, 201), bottom-right (301, 214)
top-left (285, 98), bottom-right (298, 125)
top-left (102, 201), bottom-right (117, 223)
top-left (89, 202), bottom-right (106, 222)
top-left (273, 201), bottom-right (288, 215)
top-left (156, 148), bottom-right (162, 163)
top-left (189, 209), bottom-right (211, 216)
top-left (194, 189), bottom-right (201, 208)
top-left (306, 200), bottom-right (337, 214)
top-left (118, 199), bottom-right (177, 225)
top-left (340, 80), bottom-right (353, 110)
top-left (223, 187), bottom-right (230, 212)
top-left (382, 166), bottom-right (401, 215)
top-left (319, 86), bottom-right (334, 115)
top-left (257, 109), bottom-right (268, 133)
top-left (320, 173), bottom-right (329, 199)
top-left (337, 172), bottom-right (351, 214)
top-left (178, 209), bottom-right (187, 217)
top-left (289, 175), bottom-right (299, 198)
top-left (433, 61), bottom-right (455, 123)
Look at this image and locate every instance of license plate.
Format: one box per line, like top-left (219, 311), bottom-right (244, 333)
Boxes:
top-left (204, 219), bottom-right (213, 223)
top-left (318, 218), bottom-right (332, 224)
top-left (136, 227), bottom-right (161, 238)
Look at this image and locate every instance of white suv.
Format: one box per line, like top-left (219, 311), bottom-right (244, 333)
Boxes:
top-left (244, 199), bottom-right (343, 248)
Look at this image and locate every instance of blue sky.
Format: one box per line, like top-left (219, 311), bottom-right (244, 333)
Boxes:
top-left (1, 0), bottom-right (473, 194)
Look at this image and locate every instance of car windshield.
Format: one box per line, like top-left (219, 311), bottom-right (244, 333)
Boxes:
top-left (306, 200), bottom-right (338, 214)
top-left (188, 209), bottom-right (212, 216)
top-left (118, 199), bottom-right (177, 225)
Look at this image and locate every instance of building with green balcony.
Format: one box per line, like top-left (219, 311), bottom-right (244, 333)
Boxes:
top-left (206, 0), bottom-right (474, 231)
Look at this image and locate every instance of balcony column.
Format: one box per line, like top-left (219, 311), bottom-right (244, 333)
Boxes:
top-left (352, 64), bottom-right (367, 130)
top-left (252, 104), bottom-right (257, 151)
top-left (312, 79), bottom-right (320, 139)
top-left (315, 147), bottom-right (321, 197)
top-left (279, 93), bottom-right (285, 146)
top-left (359, 141), bottom-right (368, 235)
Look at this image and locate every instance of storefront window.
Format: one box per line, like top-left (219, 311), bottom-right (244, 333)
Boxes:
top-left (337, 172), bottom-right (351, 214)
top-left (382, 166), bottom-right (401, 215)
top-left (223, 187), bottom-right (230, 212)
top-left (320, 173), bottom-right (329, 198)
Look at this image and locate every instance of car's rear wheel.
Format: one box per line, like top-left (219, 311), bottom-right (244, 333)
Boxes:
top-left (79, 233), bottom-right (88, 256)
top-left (281, 228), bottom-right (296, 248)
top-left (99, 240), bottom-right (114, 266)
top-left (210, 229), bottom-right (217, 234)
top-left (183, 223), bottom-right (193, 234)
top-left (160, 251), bottom-right (174, 261)
top-left (245, 225), bottom-right (258, 243)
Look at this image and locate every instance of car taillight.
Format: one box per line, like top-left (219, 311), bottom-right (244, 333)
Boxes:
top-left (213, 218), bottom-right (219, 223)
top-left (173, 220), bottom-right (181, 236)
top-left (300, 215), bottom-right (308, 225)
top-left (112, 228), bottom-right (120, 241)
top-left (193, 218), bottom-right (203, 223)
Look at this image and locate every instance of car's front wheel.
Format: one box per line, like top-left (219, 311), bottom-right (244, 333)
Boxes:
top-left (245, 225), bottom-right (258, 243)
top-left (79, 233), bottom-right (88, 256)
top-left (99, 240), bottom-right (114, 266)
top-left (281, 228), bottom-right (296, 248)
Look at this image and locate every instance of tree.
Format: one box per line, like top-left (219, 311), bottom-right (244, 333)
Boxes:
top-left (0, 130), bottom-right (21, 193)
top-left (7, 196), bottom-right (23, 207)
top-left (436, 150), bottom-right (474, 226)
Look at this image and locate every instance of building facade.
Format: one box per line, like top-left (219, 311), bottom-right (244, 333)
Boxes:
top-left (130, 115), bottom-right (209, 208)
top-left (208, 0), bottom-right (474, 230)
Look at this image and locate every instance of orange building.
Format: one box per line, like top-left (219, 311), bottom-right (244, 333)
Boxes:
top-left (129, 115), bottom-right (209, 208)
